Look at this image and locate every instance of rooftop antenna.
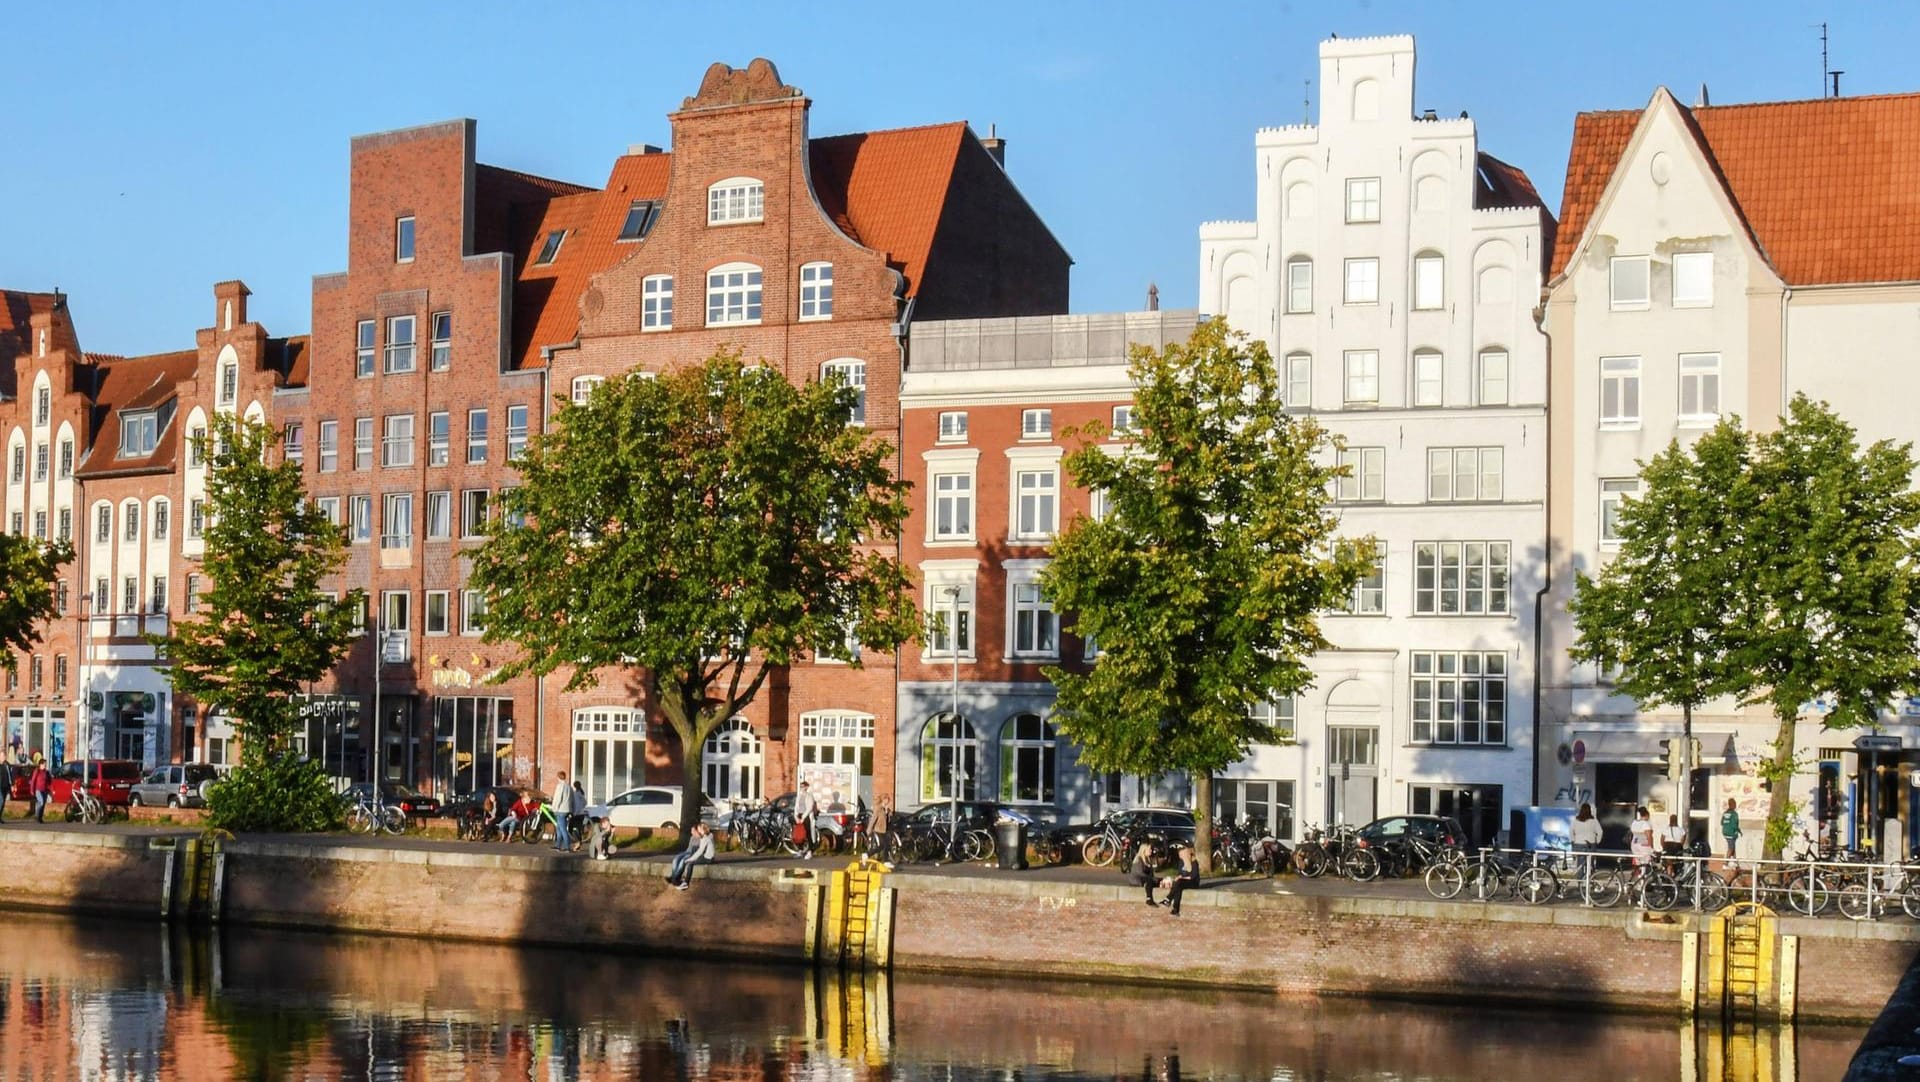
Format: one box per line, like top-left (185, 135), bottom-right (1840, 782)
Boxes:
top-left (1304, 78), bottom-right (1312, 125)
top-left (1816, 22), bottom-right (1844, 98)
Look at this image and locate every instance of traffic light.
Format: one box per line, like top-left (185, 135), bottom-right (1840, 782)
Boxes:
top-left (1659, 739), bottom-right (1684, 781)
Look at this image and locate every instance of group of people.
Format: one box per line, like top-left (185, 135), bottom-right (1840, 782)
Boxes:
top-left (1126, 841), bottom-right (1202, 916)
top-left (1568, 797), bottom-right (1745, 864)
top-left (0, 754), bottom-right (56, 824)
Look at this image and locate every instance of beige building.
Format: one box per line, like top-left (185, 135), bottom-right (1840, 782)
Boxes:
top-left (1541, 87), bottom-right (1920, 854)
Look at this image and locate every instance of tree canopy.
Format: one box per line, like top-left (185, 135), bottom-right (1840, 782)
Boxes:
top-left (1040, 319), bottom-right (1369, 870)
top-left (470, 351), bottom-right (920, 838)
top-left (0, 532), bottom-right (70, 673)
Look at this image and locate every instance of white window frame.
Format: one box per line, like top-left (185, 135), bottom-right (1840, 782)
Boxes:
top-left (382, 492), bottom-right (413, 550)
top-left (430, 311), bottom-right (451, 371)
top-left (1343, 258), bottom-right (1380, 305)
top-left (932, 471), bottom-right (974, 541)
top-left (1336, 446), bottom-right (1384, 502)
top-left (822, 360), bottom-right (865, 426)
top-left (1413, 541), bottom-right (1511, 616)
top-left (1427, 447), bottom-right (1504, 503)
top-left (1020, 409), bottom-right (1052, 440)
top-left (425, 490), bottom-right (452, 541)
top-left (1012, 466), bottom-right (1059, 542)
top-left (1411, 350), bottom-right (1444, 407)
top-left (355, 320), bottom-right (375, 378)
top-left (534, 229), bottom-right (566, 266)
top-left (1478, 349), bottom-right (1509, 407)
top-left (642, 275), bottom-right (673, 331)
top-left (999, 712), bottom-right (1058, 805)
top-left (705, 263), bottom-right (763, 326)
top-left (1672, 251), bottom-right (1714, 308)
top-left (354, 416), bottom-right (374, 470)
top-left (922, 573), bottom-right (976, 661)
top-left (152, 499), bottom-right (169, 542)
top-left (571, 376), bottom-right (604, 405)
top-left (1250, 698), bottom-right (1298, 742)
top-left (1678, 353), bottom-right (1721, 425)
top-left (1610, 256), bottom-right (1650, 310)
top-left (1600, 356), bottom-right (1641, 428)
top-left (424, 590), bottom-right (450, 635)
top-left (937, 411), bottom-right (968, 443)
top-left (348, 495), bottom-right (372, 544)
top-left (1345, 177), bottom-right (1381, 223)
top-left (1411, 651), bottom-right (1508, 746)
top-left (1600, 478), bottom-right (1639, 547)
top-left (1412, 253), bottom-right (1444, 310)
top-left (381, 414), bottom-right (414, 468)
top-left (461, 489), bottom-right (490, 538)
top-left (395, 216), bottom-right (415, 262)
top-left (1285, 353), bottom-right (1311, 411)
top-left (1343, 351), bottom-right (1379, 406)
top-left (384, 314), bottom-right (416, 374)
top-left (1344, 541), bottom-right (1386, 615)
top-left (1285, 258), bottom-right (1312, 313)
top-left (467, 408), bottom-right (488, 464)
top-left (707, 178), bottom-right (765, 225)
top-left (461, 589), bottom-right (487, 635)
top-left (1006, 564), bottom-right (1058, 661)
top-left (428, 411), bottom-right (449, 466)
top-left (317, 421), bottom-right (338, 473)
top-left (506, 404), bottom-right (529, 460)
top-left (799, 262), bottom-right (834, 321)
top-left (1110, 405), bottom-right (1135, 437)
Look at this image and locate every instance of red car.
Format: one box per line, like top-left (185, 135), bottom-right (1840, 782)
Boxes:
top-left (45, 760), bottom-right (141, 806)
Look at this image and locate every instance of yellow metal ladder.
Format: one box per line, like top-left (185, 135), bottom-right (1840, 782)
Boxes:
top-left (816, 859), bottom-right (894, 970)
top-left (1706, 902), bottom-right (1777, 1021)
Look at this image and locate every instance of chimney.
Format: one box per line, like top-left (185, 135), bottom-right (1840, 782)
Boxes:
top-left (1421, 108), bottom-right (1438, 121)
top-left (979, 123), bottom-right (1006, 169)
top-left (627, 143), bottom-right (664, 156)
top-left (1147, 282), bottom-right (1160, 312)
top-left (214, 280), bottom-right (250, 331)
top-left (1696, 83), bottom-right (1711, 108)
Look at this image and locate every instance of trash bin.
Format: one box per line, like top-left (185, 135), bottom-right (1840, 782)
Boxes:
top-left (995, 819), bottom-right (1028, 870)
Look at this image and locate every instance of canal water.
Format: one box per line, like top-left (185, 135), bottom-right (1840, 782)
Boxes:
top-left (0, 911), bottom-right (1863, 1080)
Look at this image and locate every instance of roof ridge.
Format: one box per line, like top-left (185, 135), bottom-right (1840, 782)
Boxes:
top-left (813, 119), bottom-right (968, 142)
top-left (1692, 89), bottom-right (1920, 111)
top-left (476, 162), bottom-right (595, 197)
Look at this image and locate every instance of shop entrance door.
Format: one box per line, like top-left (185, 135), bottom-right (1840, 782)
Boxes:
top-left (1596, 763), bottom-right (1639, 849)
top-left (1328, 727), bottom-right (1379, 827)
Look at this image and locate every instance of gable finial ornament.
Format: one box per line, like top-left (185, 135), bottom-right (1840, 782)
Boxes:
top-left (684, 58), bottom-right (800, 110)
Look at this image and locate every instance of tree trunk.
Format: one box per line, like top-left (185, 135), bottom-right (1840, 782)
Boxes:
top-left (675, 720), bottom-right (704, 854)
top-left (1761, 709), bottom-right (1798, 860)
top-left (1193, 772), bottom-right (1214, 875)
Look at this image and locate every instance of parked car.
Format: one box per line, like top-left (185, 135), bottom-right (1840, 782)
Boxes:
top-left (1042, 806), bottom-right (1198, 854)
top-left (50, 760), bottom-right (142, 807)
top-left (341, 781), bottom-right (442, 819)
top-left (1354, 814), bottom-right (1467, 849)
top-left (895, 800), bottom-right (1012, 835)
top-left (603, 786), bottom-right (725, 831)
top-left (128, 763), bottom-right (222, 808)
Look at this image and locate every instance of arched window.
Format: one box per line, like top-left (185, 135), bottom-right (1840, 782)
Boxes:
top-left (921, 713), bottom-right (978, 803)
top-left (822, 359), bottom-right (865, 426)
top-left (1412, 251), bottom-right (1445, 311)
top-left (999, 713), bottom-right (1057, 805)
top-left (570, 375), bottom-right (604, 405)
top-left (703, 717), bottom-right (763, 803)
top-left (1285, 257), bottom-right (1313, 314)
top-left (705, 263), bottom-right (763, 326)
top-left (707, 177), bottom-right (765, 225)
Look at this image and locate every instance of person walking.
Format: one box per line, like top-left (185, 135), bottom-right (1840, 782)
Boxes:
top-left (1720, 798), bottom-right (1743, 863)
top-left (668, 823), bottom-right (716, 889)
top-left (1160, 846), bottom-right (1201, 916)
top-left (570, 779), bottom-right (589, 846)
top-left (29, 756), bottom-right (51, 824)
top-left (792, 781), bottom-right (817, 859)
top-left (1628, 805), bottom-right (1655, 867)
top-left (549, 772), bottom-right (577, 852)
top-left (1126, 840), bottom-right (1159, 906)
top-left (869, 797), bottom-right (893, 862)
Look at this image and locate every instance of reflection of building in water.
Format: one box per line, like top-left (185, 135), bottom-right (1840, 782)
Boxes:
top-left (71, 989), bottom-right (168, 1081)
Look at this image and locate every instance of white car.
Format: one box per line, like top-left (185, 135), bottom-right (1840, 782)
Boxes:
top-left (601, 786), bottom-right (725, 831)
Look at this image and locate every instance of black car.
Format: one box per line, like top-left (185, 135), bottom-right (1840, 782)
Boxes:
top-left (343, 780), bottom-right (442, 818)
top-left (1354, 814), bottom-right (1467, 848)
top-left (1044, 806), bottom-right (1198, 852)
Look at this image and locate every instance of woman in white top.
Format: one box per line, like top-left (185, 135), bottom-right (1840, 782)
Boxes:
top-left (1570, 803), bottom-right (1605, 850)
top-left (1661, 814), bottom-right (1688, 855)
top-left (1628, 806), bottom-right (1656, 866)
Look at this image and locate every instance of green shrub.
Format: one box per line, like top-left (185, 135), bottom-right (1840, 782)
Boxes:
top-left (205, 755), bottom-right (343, 834)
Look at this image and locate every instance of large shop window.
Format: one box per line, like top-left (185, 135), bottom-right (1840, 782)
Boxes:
top-left (6, 707), bottom-right (68, 767)
top-left (702, 717), bottom-right (763, 803)
top-left (998, 713), bottom-right (1057, 805)
top-left (572, 707), bottom-right (647, 804)
top-left (1215, 778), bottom-right (1296, 841)
top-left (800, 711), bottom-right (875, 807)
top-left (921, 713), bottom-right (978, 803)
top-left (432, 697), bottom-right (515, 798)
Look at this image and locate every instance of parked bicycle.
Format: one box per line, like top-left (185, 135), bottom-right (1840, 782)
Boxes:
top-left (345, 792), bottom-right (406, 836)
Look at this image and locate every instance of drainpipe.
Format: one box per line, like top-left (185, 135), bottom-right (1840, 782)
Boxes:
top-left (891, 289), bottom-right (914, 808)
top-left (1531, 287), bottom-right (1554, 809)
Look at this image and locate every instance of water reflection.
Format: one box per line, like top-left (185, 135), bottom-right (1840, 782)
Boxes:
top-left (0, 912), bottom-right (1866, 1080)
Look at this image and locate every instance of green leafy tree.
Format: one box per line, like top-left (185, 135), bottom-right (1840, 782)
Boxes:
top-left (470, 351), bottom-right (920, 840)
top-left (159, 414), bottom-right (362, 831)
top-left (1040, 319), bottom-right (1369, 873)
top-left (1570, 419), bottom-right (1752, 831)
top-left (0, 533), bottom-right (71, 671)
top-left (1737, 396), bottom-right (1920, 857)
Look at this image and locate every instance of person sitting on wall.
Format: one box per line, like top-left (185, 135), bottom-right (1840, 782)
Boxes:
top-left (1159, 846), bottom-right (1202, 916)
top-left (500, 791), bottom-right (538, 842)
top-left (667, 822), bottom-right (716, 889)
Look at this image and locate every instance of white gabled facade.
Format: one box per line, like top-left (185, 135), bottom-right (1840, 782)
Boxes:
top-left (1198, 35), bottom-right (1552, 846)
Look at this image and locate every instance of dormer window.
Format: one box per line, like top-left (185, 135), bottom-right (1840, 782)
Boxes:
top-left (619, 200), bottom-right (661, 240)
top-left (120, 410), bottom-right (159, 458)
top-left (707, 178), bottom-right (764, 225)
top-left (534, 230), bottom-right (567, 266)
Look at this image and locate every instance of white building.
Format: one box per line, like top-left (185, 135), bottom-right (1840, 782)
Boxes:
top-left (1198, 35), bottom-right (1553, 846)
top-left (1541, 87), bottom-right (1920, 856)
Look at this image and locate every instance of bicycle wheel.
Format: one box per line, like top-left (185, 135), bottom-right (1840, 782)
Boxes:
top-left (1463, 858), bottom-right (1506, 901)
top-left (1838, 882), bottom-right (1880, 922)
top-left (381, 806), bottom-right (408, 835)
top-left (1293, 845), bottom-right (1329, 879)
top-left (962, 830), bottom-right (993, 863)
top-left (1783, 871), bottom-right (1831, 916)
top-left (1424, 861), bottom-right (1466, 900)
top-left (1902, 881), bottom-right (1920, 922)
top-left (1340, 847), bottom-right (1379, 882)
top-left (1585, 869), bottom-right (1626, 908)
top-left (1083, 835), bottom-right (1119, 868)
top-left (1640, 869), bottom-right (1680, 912)
top-left (1694, 870), bottom-right (1731, 912)
top-left (346, 805), bottom-right (374, 835)
top-left (1514, 866), bottom-right (1559, 906)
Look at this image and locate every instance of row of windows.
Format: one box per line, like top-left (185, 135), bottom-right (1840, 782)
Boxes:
top-left (1598, 352), bottom-right (1721, 427)
top-left (1335, 445), bottom-right (1507, 504)
top-left (394, 179), bottom-right (756, 272)
top-left (1610, 252), bottom-right (1714, 311)
top-left (297, 406), bottom-right (529, 472)
top-left (929, 466), bottom-right (1063, 544)
top-left (357, 587), bottom-right (488, 637)
top-left (1333, 541), bottom-right (1513, 617)
top-left (88, 572), bottom-right (189, 615)
top-left (1297, 349), bottom-right (1511, 410)
top-left (314, 486), bottom-right (505, 546)
top-left (1285, 252), bottom-right (1463, 312)
top-left (932, 406), bottom-right (1135, 447)
top-left (353, 312), bottom-right (453, 378)
top-left (2, 653), bottom-right (68, 692)
top-left (636, 261), bottom-right (835, 331)
top-left (8, 439), bottom-right (74, 483)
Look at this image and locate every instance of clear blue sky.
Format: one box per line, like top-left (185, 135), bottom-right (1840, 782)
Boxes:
top-left (3, 2), bottom-right (1914, 355)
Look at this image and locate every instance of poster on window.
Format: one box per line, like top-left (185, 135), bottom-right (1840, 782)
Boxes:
top-left (799, 763), bottom-right (857, 812)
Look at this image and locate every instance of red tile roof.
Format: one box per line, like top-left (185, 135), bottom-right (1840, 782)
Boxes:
top-left (275, 335), bottom-right (311, 390)
top-left (809, 121), bottom-right (969, 295)
top-left (1551, 91), bottom-right (1920, 285)
top-left (76, 349), bottom-right (198, 477)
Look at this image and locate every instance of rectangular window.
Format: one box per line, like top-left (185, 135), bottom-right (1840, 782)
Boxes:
top-left (1286, 259), bottom-right (1312, 313)
top-left (707, 181), bottom-right (765, 225)
top-left (123, 503), bottom-right (139, 541)
top-left (799, 263), bottom-right (834, 320)
top-left (1286, 354), bottom-right (1311, 410)
top-left (1345, 541), bottom-right (1386, 614)
top-left (618, 200), bottom-right (660, 240)
top-left (1678, 353), bottom-right (1721, 423)
top-left (348, 416), bottom-right (374, 470)
top-left (1413, 254), bottom-right (1444, 310)
top-left (932, 473), bottom-right (973, 539)
top-left (822, 361), bottom-right (864, 426)
top-left (34, 442), bottom-right (49, 479)
top-left (925, 585), bottom-right (974, 657)
top-left (34, 388), bottom-right (48, 426)
top-left (430, 311), bottom-right (452, 371)
top-left (54, 654), bottom-right (67, 691)
top-left (384, 315), bottom-right (416, 374)
top-left (95, 504), bottom-right (111, 543)
top-left (1411, 651), bottom-right (1507, 745)
top-left (1478, 351), bottom-right (1509, 406)
top-left (152, 502), bottom-right (168, 541)
top-left (428, 411), bottom-right (449, 467)
top-left (1250, 700), bottom-right (1297, 743)
top-left (467, 409), bottom-right (488, 464)
top-left (283, 423), bottom-right (304, 465)
top-left (534, 229), bottom-right (566, 266)
top-left (395, 216), bottom-right (415, 262)
top-left (93, 577), bottom-right (108, 614)
top-left (220, 362), bottom-right (238, 405)
top-left (315, 496), bottom-right (341, 527)
top-left (937, 411), bottom-right (968, 443)
top-left (317, 421), bottom-right (338, 473)
top-left (1344, 258), bottom-right (1380, 304)
top-left (1600, 478), bottom-right (1639, 546)
top-left (1345, 177), bottom-right (1381, 223)
top-left (381, 414), bottom-right (414, 468)
top-left (1011, 582), bottom-right (1058, 658)
top-left (461, 590), bottom-right (487, 635)
top-left (122, 576), bottom-right (136, 614)
top-left (57, 439), bottom-right (72, 479)
top-left (381, 591), bottom-right (411, 642)
top-left (348, 495), bottom-right (373, 543)
top-left (426, 491), bottom-right (452, 540)
top-left (188, 499), bottom-right (205, 539)
top-left (1412, 351), bottom-right (1443, 407)
top-left (1610, 256), bottom-right (1650, 310)
top-left (1021, 409), bottom-right (1052, 440)
top-left (57, 507), bottom-right (70, 542)
top-left (1111, 405), bottom-right (1135, 436)
top-left (1336, 446), bottom-right (1384, 502)
top-left (1413, 541), bottom-right (1511, 615)
top-left (1672, 251), bottom-right (1713, 308)
top-left (425, 590), bottom-right (450, 635)
top-left (188, 426), bottom-right (207, 469)
top-left (382, 493), bottom-right (413, 549)
top-left (31, 511), bottom-right (44, 540)
top-left (184, 575), bottom-right (199, 611)
top-left (356, 320), bottom-right (376, 378)
top-left (705, 266), bottom-right (763, 325)
top-left (1426, 447), bottom-right (1504, 503)
top-left (462, 489), bottom-right (490, 537)
top-left (1343, 351), bottom-right (1379, 405)
top-left (1015, 469), bottom-right (1058, 540)
top-left (9, 446), bottom-right (20, 482)
top-left (642, 275), bottom-right (674, 330)
top-left (28, 656), bottom-right (39, 692)
top-left (1214, 778), bottom-right (1296, 841)
top-left (149, 575), bottom-right (167, 615)
top-left (506, 405), bottom-right (529, 460)
top-left (1600, 356), bottom-right (1641, 427)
